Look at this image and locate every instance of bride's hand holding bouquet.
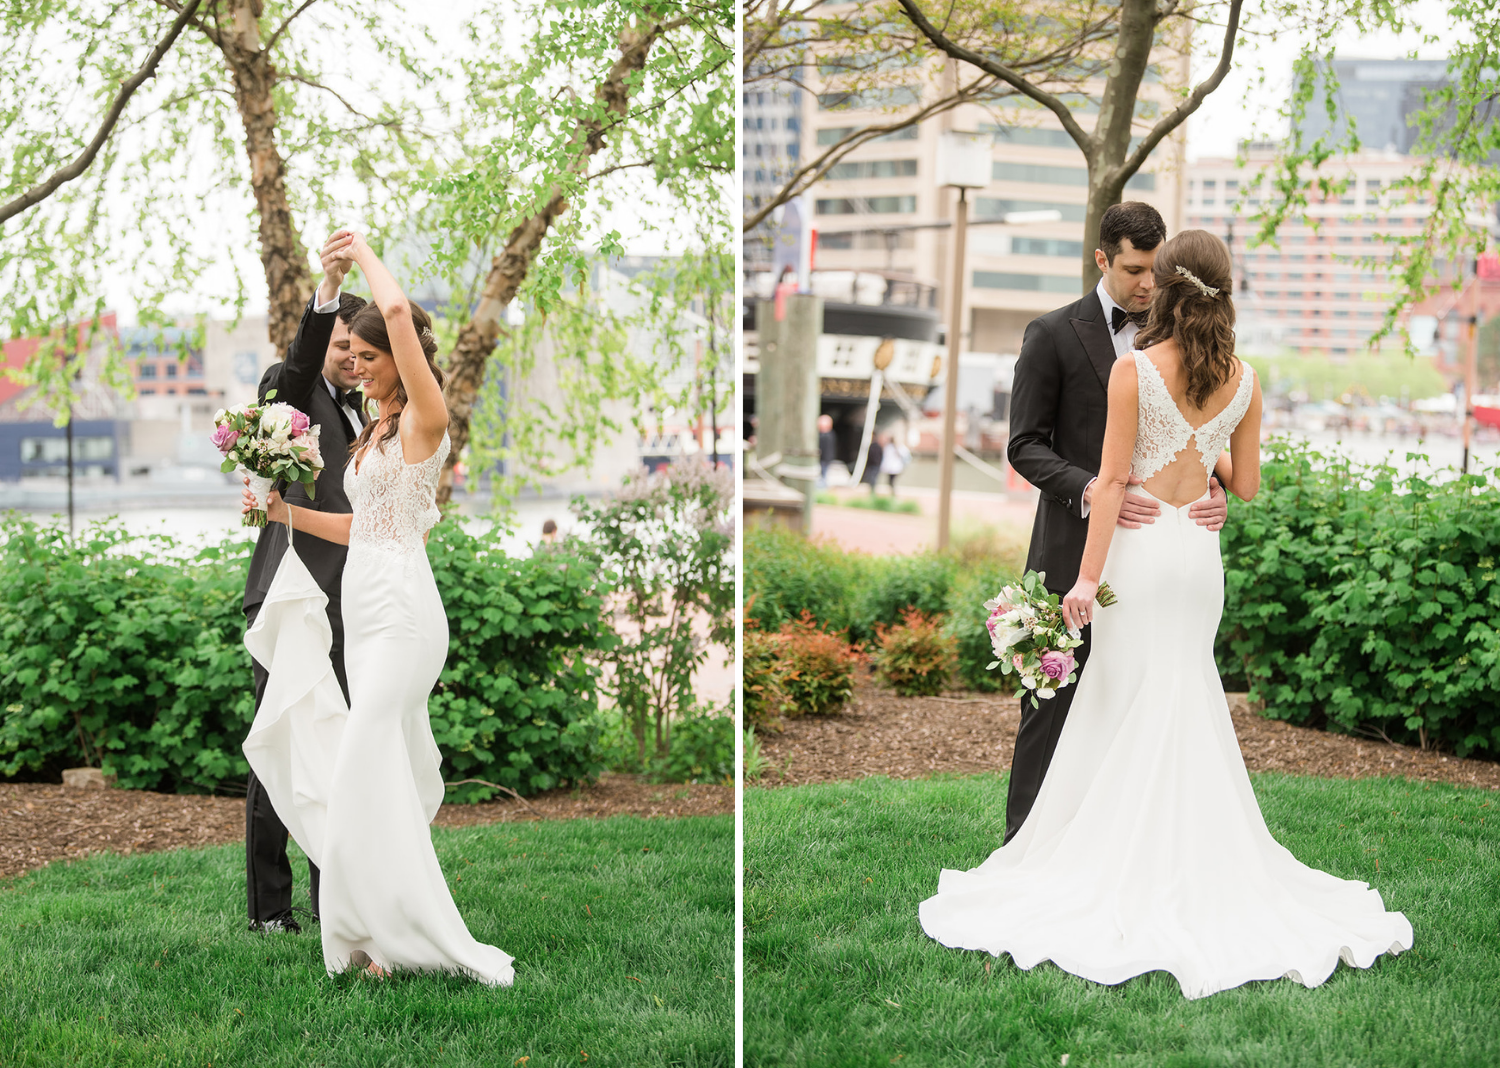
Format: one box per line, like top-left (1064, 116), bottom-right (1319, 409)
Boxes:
top-left (986, 570), bottom-right (1116, 707)
top-left (212, 390), bottom-right (324, 527)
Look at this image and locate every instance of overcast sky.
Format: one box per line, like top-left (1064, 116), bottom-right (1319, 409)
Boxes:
top-left (1185, 0), bottom-right (1467, 160)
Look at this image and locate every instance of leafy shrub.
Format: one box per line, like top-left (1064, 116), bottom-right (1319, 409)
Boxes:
top-left (427, 520), bottom-right (615, 800)
top-left (848, 552), bottom-right (957, 643)
top-left (744, 525), bottom-right (860, 634)
top-left (0, 519), bottom-right (257, 793)
top-left (743, 727), bottom-right (769, 782)
top-left (1217, 439), bottom-right (1500, 758)
top-left (874, 609), bottom-right (957, 697)
top-left (946, 563), bottom-right (1021, 693)
top-left (0, 515), bottom-right (615, 798)
top-left (779, 614), bottom-right (862, 717)
top-left (814, 491), bottom-right (922, 515)
top-left (743, 624), bottom-right (791, 731)
top-left (597, 702), bottom-right (733, 784)
top-left (571, 459), bottom-right (734, 772)
top-left (653, 704), bottom-right (734, 784)
top-left (950, 517), bottom-right (1030, 577)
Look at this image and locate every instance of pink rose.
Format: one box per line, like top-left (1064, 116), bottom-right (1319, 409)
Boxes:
top-left (1012, 653), bottom-right (1024, 672)
top-left (211, 424), bottom-right (239, 452)
top-left (290, 410), bottom-right (311, 435)
top-left (1039, 650), bottom-right (1075, 682)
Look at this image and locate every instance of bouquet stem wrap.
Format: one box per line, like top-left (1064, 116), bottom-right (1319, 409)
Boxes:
top-left (242, 472), bottom-right (275, 528)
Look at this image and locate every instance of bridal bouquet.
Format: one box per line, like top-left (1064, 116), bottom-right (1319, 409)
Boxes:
top-left (984, 571), bottom-right (1117, 707)
top-left (211, 390), bottom-right (324, 527)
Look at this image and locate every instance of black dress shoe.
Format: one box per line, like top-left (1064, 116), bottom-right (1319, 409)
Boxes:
top-left (249, 912), bottom-right (302, 934)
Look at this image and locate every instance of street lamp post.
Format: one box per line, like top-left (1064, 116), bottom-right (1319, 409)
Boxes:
top-left (936, 132), bottom-right (995, 551)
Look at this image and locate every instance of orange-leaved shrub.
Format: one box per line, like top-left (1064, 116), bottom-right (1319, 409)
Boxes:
top-left (743, 626), bottom-right (792, 731)
top-left (874, 608), bottom-right (957, 697)
top-left (779, 613), bottom-right (862, 718)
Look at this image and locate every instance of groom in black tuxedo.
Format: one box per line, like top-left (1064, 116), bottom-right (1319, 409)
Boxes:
top-left (240, 232), bottom-right (368, 932)
top-left (1003, 202), bottom-right (1228, 843)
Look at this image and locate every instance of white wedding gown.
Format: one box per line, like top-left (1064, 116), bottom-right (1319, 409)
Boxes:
top-left (919, 354), bottom-right (1412, 999)
top-left (243, 429), bottom-right (515, 986)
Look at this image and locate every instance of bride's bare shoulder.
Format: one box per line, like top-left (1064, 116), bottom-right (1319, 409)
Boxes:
top-left (1111, 350), bottom-right (1141, 376)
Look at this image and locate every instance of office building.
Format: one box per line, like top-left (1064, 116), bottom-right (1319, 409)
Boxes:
top-left (747, 51), bottom-right (1191, 359)
top-left (1187, 145), bottom-right (1434, 357)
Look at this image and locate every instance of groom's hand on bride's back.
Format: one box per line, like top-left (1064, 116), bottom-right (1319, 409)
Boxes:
top-left (1086, 475), bottom-right (1160, 529)
top-left (1189, 478), bottom-right (1229, 531)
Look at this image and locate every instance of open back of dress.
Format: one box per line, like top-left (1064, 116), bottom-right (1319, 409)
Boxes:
top-left (917, 353), bottom-right (1412, 999)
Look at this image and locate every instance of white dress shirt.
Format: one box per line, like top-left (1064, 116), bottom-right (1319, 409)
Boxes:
top-left (1096, 279), bottom-right (1140, 358)
top-left (313, 288), bottom-right (362, 436)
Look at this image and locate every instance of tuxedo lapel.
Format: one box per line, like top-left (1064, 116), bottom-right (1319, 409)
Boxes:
top-left (1068, 290), bottom-right (1117, 395)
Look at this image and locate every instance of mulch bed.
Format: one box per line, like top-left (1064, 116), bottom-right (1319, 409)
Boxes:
top-left (755, 679), bottom-right (1500, 792)
top-left (0, 774), bottom-right (731, 882)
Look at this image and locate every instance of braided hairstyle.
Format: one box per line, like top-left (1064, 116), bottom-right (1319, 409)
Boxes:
top-left (1133, 228), bottom-right (1237, 409)
top-left (348, 301), bottom-right (445, 457)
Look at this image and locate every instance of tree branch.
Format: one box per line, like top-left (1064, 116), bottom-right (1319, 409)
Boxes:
top-left (148, 0), bottom-right (220, 47)
top-left (743, 73), bottom-right (1005, 233)
top-left (0, 0), bottom-right (204, 226)
top-left (264, 0), bottom-right (321, 54)
top-left (1118, 0), bottom-right (1244, 178)
top-left (284, 72), bottom-right (382, 122)
top-left (894, 0), bottom-right (1094, 153)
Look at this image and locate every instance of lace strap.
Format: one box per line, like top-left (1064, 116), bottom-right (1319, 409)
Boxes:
top-left (1196, 363), bottom-right (1255, 441)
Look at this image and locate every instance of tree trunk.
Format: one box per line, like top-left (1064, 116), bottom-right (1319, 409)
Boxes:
top-left (217, 0), bottom-right (314, 355)
top-left (1079, 171), bottom-right (1130, 292)
top-left (1078, 0), bottom-right (1156, 293)
top-left (437, 18), bottom-right (669, 505)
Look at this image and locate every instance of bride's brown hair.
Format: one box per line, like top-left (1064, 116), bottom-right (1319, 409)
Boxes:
top-left (349, 302), bottom-right (445, 456)
top-left (1133, 228), bottom-right (1237, 408)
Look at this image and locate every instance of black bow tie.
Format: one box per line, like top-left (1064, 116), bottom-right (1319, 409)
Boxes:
top-left (1111, 306), bottom-right (1148, 333)
top-left (338, 389), bottom-right (362, 412)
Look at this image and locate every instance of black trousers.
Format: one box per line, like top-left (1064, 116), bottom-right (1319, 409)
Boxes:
top-left (1003, 619), bottom-right (1093, 844)
top-left (244, 604), bottom-right (349, 924)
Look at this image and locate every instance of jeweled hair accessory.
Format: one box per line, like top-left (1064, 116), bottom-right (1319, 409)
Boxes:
top-left (1175, 264), bottom-right (1220, 298)
top-left (419, 327), bottom-right (436, 345)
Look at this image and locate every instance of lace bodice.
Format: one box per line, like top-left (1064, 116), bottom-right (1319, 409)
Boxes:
top-left (1131, 354), bottom-right (1254, 483)
top-left (344, 429), bottom-right (449, 553)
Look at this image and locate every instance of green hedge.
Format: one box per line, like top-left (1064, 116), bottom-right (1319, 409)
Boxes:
top-left (747, 441), bottom-right (1500, 761)
top-left (0, 515), bottom-right (613, 798)
top-left (946, 562), bottom-right (1020, 693)
top-left (744, 526), bottom-right (964, 643)
top-left (1218, 439), bottom-right (1500, 758)
top-left (744, 526), bottom-right (1015, 693)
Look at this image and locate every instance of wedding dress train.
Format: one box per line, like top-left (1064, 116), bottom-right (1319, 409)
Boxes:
top-left (243, 429), bottom-right (514, 986)
top-left (918, 356), bottom-right (1412, 999)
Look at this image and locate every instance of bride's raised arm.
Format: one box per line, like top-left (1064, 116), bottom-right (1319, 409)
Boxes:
top-left (346, 232), bottom-right (448, 456)
top-left (1062, 353), bottom-right (1140, 631)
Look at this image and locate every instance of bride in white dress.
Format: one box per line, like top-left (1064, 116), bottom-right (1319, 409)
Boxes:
top-left (918, 230), bottom-right (1411, 999)
top-left (242, 231), bottom-right (514, 986)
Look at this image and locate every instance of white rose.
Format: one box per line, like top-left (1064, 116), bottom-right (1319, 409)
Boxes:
top-left (213, 408), bottom-right (227, 424)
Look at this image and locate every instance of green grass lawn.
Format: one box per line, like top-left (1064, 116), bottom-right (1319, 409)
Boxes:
top-left (745, 774), bottom-right (1500, 1068)
top-left (0, 814), bottom-right (732, 1068)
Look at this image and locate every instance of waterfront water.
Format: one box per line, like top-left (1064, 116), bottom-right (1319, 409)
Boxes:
top-left (0, 475), bottom-right (587, 557)
top-left (1273, 427), bottom-right (1500, 479)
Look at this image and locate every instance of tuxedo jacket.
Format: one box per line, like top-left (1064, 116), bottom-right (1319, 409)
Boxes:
top-left (241, 297), bottom-right (367, 637)
top-left (1007, 288), bottom-right (1118, 595)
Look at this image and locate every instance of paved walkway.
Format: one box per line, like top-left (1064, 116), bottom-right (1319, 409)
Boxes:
top-left (811, 486), bottom-right (1038, 556)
